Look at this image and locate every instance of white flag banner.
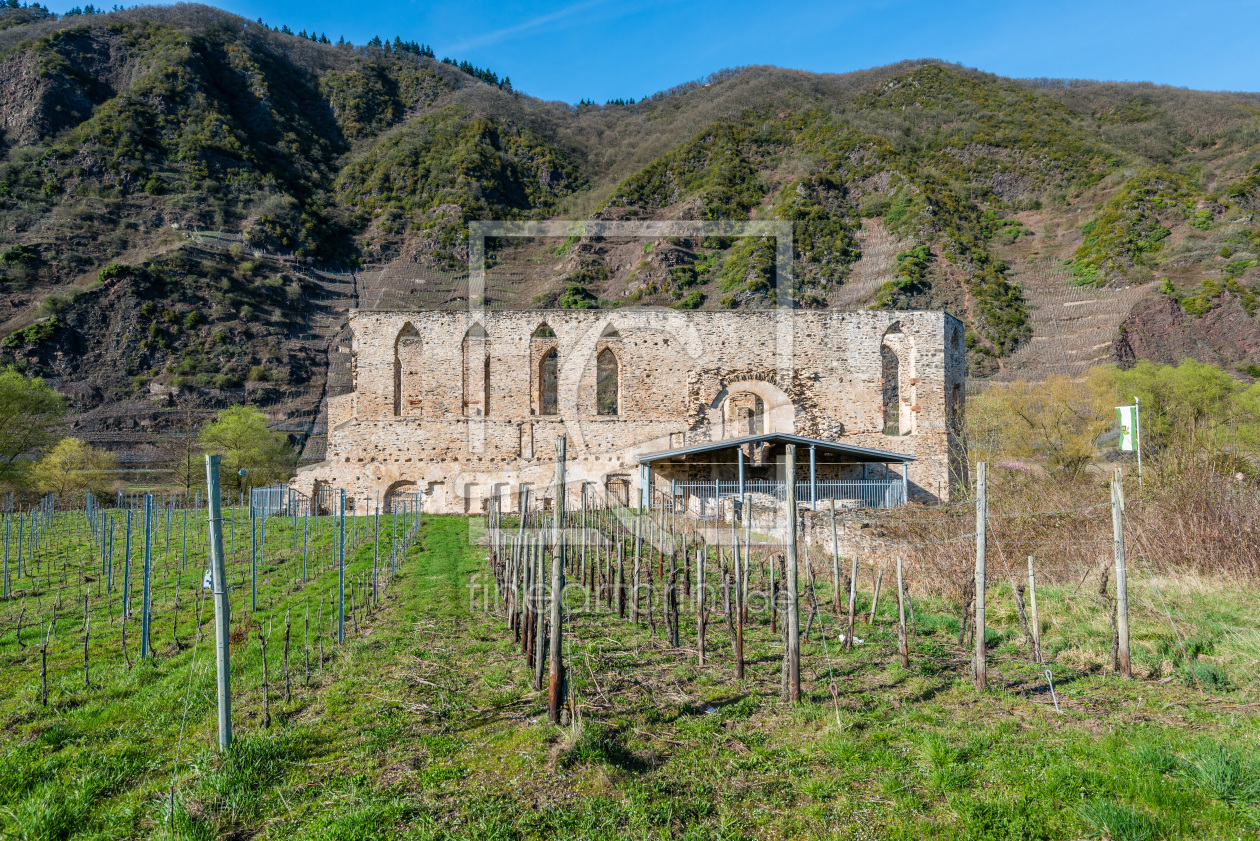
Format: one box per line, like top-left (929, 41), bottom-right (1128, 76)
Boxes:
top-left (1116, 405), bottom-right (1136, 452)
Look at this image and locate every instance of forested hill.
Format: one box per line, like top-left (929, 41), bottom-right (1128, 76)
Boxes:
top-left (2, 2), bottom-right (1260, 452)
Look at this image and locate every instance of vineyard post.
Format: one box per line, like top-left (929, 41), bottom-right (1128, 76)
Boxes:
top-left (82, 592), bottom-right (90, 687)
top-left (631, 507), bottom-right (641, 623)
top-left (733, 535), bottom-right (744, 679)
top-left (784, 444), bottom-right (801, 705)
top-left (1027, 556), bottom-right (1042, 664)
top-left (141, 494), bottom-right (152, 659)
top-left (122, 510), bottom-right (131, 615)
top-left (696, 546), bottom-right (706, 666)
top-left (896, 555), bottom-right (908, 669)
top-left (829, 499), bottom-right (840, 613)
top-left (579, 486), bottom-right (587, 589)
top-left (250, 504), bottom-right (257, 612)
top-left (742, 493), bottom-right (751, 621)
top-left (533, 534), bottom-right (545, 690)
top-left (868, 568), bottom-right (882, 624)
top-left (206, 454), bottom-right (231, 753)
top-left (974, 461), bottom-right (987, 691)
top-left (338, 490), bottom-right (346, 644)
top-left (548, 436), bottom-right (567, 724)
top-left (1111, 467), bottom-right (1131, 678)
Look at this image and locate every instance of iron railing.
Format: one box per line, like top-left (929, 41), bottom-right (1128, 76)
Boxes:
top-left (651, 478), bottom-right (905, 516)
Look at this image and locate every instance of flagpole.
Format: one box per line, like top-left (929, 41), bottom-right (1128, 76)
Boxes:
top-left (1134, 396), bottom-right (1142, 487)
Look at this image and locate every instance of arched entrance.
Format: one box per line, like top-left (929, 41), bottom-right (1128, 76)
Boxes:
top-left (880, 321), bottom-right (916, 436)
top-left (711, 379), bottom-right (795, 438)
top-left (604, 474), bottom-right (631, 506)
top-left (310, 480), bottom-right (330, 515)
top-left (383, 479), bottom-right (417, 514)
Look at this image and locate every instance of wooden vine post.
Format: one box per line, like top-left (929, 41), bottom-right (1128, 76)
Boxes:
top-left (696, 547), bottom-right (706, 665)
top-left (548, 436), bottom-right (567, 724)
top-left (784, 444), bottom-right (801, 704)
top-left (631, 508), bottom-right (642, 623)
top-left (1111, 467), bottom-right (1131, 678)
top-left (1027, 556), bottom-right (1042, 665)
top-left (829, 499), bottom-right (841, 613)
top-left (896, 556), bottom-right (908, 669)
top-left (974, 461), bottom-right (987, 691)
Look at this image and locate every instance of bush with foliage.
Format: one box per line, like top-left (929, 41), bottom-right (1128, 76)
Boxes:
top-left (335, 109), bottom-right (583, 226)
top-left (32, 437), bottom-right (117, 501)
top-left (557, 285), bottom-right (597, 309)
top-left (1, 318), bottom-right (59, 348)
top-left (1071, 167), bottom-right (1194, 285)
top-left (0, 368), bottom-right (64, 487)
top-left (198, 405), bottom-right (296, 493)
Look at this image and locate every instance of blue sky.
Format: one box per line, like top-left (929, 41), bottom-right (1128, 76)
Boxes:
top-left (54, 0), bottom-right (1260, 102)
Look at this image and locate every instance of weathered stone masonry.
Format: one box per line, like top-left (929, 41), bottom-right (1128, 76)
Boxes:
top-left (295, 309), bottom-right (966, 513)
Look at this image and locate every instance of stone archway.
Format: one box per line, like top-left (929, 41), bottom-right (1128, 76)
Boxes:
top-left (604, 473), bottom-right (631, 506)
top-left (383, 479), bottom-right (417, 514)
top-left (711, 379), bottom-right (796, 438)
top-left (310, 479), bottom-right (330, 515)
top-left (880, 321), bottom-right (917, 436)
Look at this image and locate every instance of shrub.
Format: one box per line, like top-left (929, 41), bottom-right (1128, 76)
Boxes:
top-left (883, 193), bottom-right (913, 225)
top-left (557, 285), bottom-right (597, 309)
top-left (98, 263), bottom-right (131, 283)
top-left (2, 318), bottom-right (59, 348)
top-left (0, 245), bottom-right (37, 265)
top-left (38, 291), bottom-right (73, 313)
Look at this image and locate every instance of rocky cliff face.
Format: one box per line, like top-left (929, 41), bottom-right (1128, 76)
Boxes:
top-left (1115, 294), bottom-right (1260, 373)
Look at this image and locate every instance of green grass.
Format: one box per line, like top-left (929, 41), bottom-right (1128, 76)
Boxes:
top-left (2, 512), bottom-right (1260, 839)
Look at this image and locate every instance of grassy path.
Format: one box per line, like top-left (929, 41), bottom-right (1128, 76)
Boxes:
top-left (2, 515), bottom-right (1260, 839)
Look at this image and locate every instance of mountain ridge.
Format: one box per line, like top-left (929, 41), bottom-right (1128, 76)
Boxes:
top-left (1, 2), bottom-right (1260, 463)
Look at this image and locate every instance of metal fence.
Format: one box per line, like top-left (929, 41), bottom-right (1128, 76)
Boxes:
top-left (249, 486), bottom-right (311, 517)
top-left (652, 478), bottom-right (906, 517)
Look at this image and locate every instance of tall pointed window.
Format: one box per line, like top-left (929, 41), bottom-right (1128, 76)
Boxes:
top-left (462, 323), bottom-right (489, 417)
top-left (882, 320), bottom-right (912, 436)
top-left (881, 345), bottom-right (900, 435)
top-left (540, 349), bottom-right (559, 415)
top-left (394, 323), bottom-right (421, 417)
top-left (532, 322), bottom-right (559, 416)
top-left (596, 348), bottom-right (619, 415)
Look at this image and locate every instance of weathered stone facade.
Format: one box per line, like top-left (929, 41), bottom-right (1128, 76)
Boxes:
top-left (294, 309), bottom-right (966, 513)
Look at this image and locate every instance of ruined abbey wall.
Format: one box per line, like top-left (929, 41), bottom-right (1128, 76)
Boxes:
top-left (294, 310), bottom-right (966, 514)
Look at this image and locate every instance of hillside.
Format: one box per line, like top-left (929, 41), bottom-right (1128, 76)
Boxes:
top-left (2, 2), bottom-right (1260, 461)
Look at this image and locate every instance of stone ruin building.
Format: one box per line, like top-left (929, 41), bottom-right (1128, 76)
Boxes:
top-left (292, 309), bottom-right (966, 515)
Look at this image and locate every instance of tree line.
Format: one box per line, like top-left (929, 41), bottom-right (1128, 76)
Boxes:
top-left (0, 369), bottom-right (297, 504)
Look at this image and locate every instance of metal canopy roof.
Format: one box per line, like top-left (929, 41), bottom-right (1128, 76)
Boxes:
top-left (634, 432), bottom-right (916, 465)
